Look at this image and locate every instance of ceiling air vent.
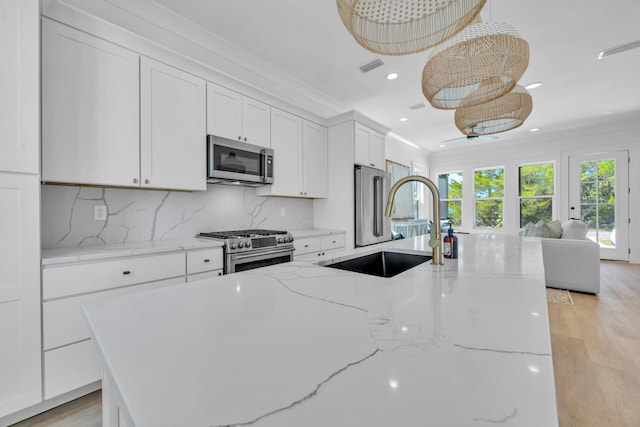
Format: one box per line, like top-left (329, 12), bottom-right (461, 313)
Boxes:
top-left (409, 103), bottom-right (426, 110)
top-left (359, 59), bottom-right (384, 73)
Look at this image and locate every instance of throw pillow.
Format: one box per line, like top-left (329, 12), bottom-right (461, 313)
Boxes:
top-left (547, 220), bottom-right (563, 238)
top-left (561, 220), bottom-right (588, 240)
top-left (531, 221), bottom-right (556, 238)
top-left (522, 222), bottom-right (536, 236)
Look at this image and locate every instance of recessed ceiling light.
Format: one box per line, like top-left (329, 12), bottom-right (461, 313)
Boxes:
top-left (400, 117), bottom-right (408, 122)
top-left (386, 72), bottom-right (399, 80)
top-left (439, 144), bottom-right (446, 147)
top-left (524, 82), bottom-right (542, 90)
top-left (530, 128), bottom-right (539, 132)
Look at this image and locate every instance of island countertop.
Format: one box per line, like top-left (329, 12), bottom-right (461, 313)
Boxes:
top-left (83, 234), bottom-right (558, 427)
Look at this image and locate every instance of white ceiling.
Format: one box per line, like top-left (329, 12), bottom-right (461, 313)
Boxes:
top-left (152, 0), bottom-right (640, 152)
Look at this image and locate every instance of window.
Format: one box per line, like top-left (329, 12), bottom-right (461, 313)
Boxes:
top-left (474, 167), bottom-right (504, 228)
top-left (438, 172), bottom-right (463, 226)
top-left (519, 163), bottom-right (555, 227)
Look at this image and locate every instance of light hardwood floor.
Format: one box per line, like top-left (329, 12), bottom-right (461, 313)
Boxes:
top-left (11, 261), bottom-right (640, 426)
top-left (549, 260), bottom-right (640, 427)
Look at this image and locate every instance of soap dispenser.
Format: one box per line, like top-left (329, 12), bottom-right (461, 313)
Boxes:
top-left (443, 223), bottom-right (458, 259)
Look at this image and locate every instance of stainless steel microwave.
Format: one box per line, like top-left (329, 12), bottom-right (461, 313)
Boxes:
top-left (207, 135), bottom-right (274, 187)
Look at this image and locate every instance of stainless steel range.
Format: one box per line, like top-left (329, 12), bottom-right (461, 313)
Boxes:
top-left (197, 229), bottom-right (295, 274)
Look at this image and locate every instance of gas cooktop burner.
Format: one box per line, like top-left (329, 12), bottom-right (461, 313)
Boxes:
top-left (198, 229), bottom-right (289, 240)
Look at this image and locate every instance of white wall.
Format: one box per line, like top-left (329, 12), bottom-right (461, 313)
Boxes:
top-left (428, 113), bottom-right (640, 263)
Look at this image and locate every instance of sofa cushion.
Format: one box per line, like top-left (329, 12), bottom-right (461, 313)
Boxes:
top-left (561, 220), bottom-right (588, 240)
top-left (531, 220), bottom-right (563, 238)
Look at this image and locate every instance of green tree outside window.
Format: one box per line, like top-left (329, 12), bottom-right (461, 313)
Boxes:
top-left (438, 172), bottom-right (462, 226)
top-left (519, 163), bottom-right (554, 227)
top-left (475, 167), bottom-right (504, 228)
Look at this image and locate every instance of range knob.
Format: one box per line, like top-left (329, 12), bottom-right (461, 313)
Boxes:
top-left (238, 241), bottom-right (245, 248)
top-left (245, 240), bottom-right (251, 248)
top-left (288, 236), bottom-right (294, 242)
top-left (277, 237), bottom-right (284, 243)
top-left (230, 242), bottom-right (237, 250)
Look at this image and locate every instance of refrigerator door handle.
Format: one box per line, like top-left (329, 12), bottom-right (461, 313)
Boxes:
top-left (373, 176), bottom-right (382, 237)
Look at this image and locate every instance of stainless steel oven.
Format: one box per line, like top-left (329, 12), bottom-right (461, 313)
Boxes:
top-left (196, 229), bottom-right (294, 274)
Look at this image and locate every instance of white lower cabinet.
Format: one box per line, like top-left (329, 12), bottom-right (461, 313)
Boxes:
top-left (0, 174), bottom-right (41, 417)
top-left (42, 253), bottom-right (187, 399)
top-left (294, 234), bottom-right (345, 259)
top-left (43, 340), bottom-right (102, 401)
top-left (186, 247), bottom-right (224, 278)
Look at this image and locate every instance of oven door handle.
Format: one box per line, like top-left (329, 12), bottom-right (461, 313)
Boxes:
top-left (231, 247), bottom-right (294, 261)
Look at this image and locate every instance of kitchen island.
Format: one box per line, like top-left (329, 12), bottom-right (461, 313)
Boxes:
top-left (83, 234), bottom-right (558, 426)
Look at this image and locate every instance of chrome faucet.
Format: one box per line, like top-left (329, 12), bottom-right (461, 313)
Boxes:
top-left (385, 176), bottom-right (443, 265)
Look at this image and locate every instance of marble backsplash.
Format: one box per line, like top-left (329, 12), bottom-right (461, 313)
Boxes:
top-left (41, 184), bottom-right (313, 248)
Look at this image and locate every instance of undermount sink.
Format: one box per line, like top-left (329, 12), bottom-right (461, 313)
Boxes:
top-left (324, 251), bottom-right (431, 278)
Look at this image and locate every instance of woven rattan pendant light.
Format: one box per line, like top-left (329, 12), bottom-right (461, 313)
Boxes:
top-left (336, 0), bottom-right (486, 56)
top-left (422, 21), bottom-right (529, 109)
top-left (455, 85), bottom-right (533, 136)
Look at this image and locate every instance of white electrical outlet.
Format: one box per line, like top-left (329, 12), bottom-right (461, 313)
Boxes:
top-left (280, 207), bottom-right (285, 217)
top-left (94, 205), bottom-right (107, 221)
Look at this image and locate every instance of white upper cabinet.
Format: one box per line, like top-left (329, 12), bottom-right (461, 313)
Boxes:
top-left (354, 122), bottom-right (385, 170)
top-left (140, 58), bottom-right (206, 191)
top-left (207, 83), bottom-right (271, 148)
top-left (257, 108), bottom-right (327, 198)
top-left (242, 96), bottom-right (271, 148)
top-left (259, 108), bottom-right (302, 196)
top-left (0, 0), bottom-right (39, 174)
top-left (302, 121), bottom-right (328, 198)
top-left (42, 18), bottom-right (140, 187)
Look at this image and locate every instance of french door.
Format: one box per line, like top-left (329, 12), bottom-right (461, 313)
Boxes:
top-left (569, 151), bottom-right (629, 261)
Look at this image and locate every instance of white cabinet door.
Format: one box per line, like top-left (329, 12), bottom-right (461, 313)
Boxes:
top-left (354, 123), bottom-right (371, 168)
top-left (206, 83), bottom-right (242, 141)
top-left (262, 108), bottom-right (303, 196)
top-left (302, 121), bottom-right (328, 198)
top-left (206, 84), bottom-right (271, 148)
top-left (141, 58), bottom-right (207, 191)
top-left (0, 173), bottom-right (41, 417)
top-left (369, 131), bottom-right (386, 170)
top-left (242, 97), bottom-right (271, 148)
top-left (353, 122), bottom-right (385, 170)
top-left (0, 0), bottom-right (39, 174)
top-left (41, 18), bottom-right (140, 187)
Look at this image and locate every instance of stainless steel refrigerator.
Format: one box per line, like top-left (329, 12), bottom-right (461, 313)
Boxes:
top-left (355, 165), bottom-right (392, 247)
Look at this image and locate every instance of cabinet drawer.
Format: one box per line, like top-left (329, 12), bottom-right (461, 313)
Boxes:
top-left (321, 234), bottom-right (345, 251)
top-left (294, 237), bottom-right (321, 256)
top-left (44, 339), bottom-right (102, 400)
top-left (187, 270), bottom-right (223, 283)
top-left (186, 248), bottom-right (223, 275)
top-left (43, 277), bottom-right (184, 351)
top-left (43, 252), bottom-right (185, 300)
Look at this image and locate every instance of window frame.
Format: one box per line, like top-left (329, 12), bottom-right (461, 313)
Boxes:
top-left (437, 171), bottom-right (463, 227)
top-left (518, 161), bottom-right (556, 228)
top-left (473, 166), bottom-right (505, 229)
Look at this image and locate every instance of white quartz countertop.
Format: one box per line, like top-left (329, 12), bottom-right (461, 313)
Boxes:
top-left (290, 228), bottom-right (345, 238)
top-left (41, 237), bottom-right (223, 266)
top-left (83, 234), bottom-right (558, 427)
